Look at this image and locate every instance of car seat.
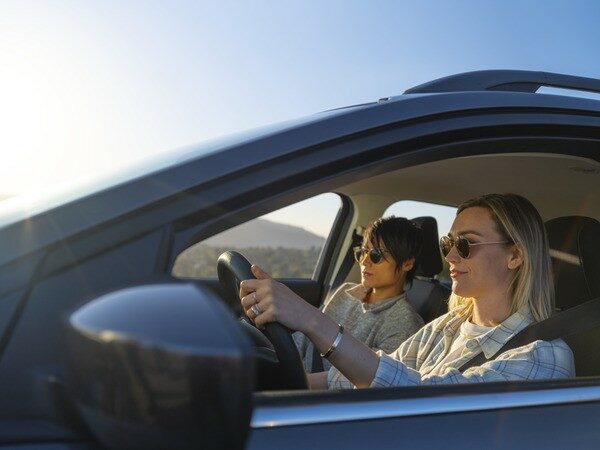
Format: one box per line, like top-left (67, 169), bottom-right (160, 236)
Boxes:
top-left (405, 216), bottom-right (450, 323)
top-left (545, 215), bottom-right (600, 376)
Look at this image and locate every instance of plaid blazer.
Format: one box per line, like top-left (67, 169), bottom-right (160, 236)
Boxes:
top-left (328, 306), bottom-right (575, 389)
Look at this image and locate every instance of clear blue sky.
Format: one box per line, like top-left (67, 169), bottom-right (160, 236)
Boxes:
top-left (2, 1), bottom-right (600, 234)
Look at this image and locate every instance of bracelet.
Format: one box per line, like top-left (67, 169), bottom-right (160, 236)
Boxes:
top-left (321, 324), bottom-right (344, 359)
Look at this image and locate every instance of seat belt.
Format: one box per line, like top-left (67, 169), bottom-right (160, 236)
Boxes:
top-left (459, 296), bottom-right (600, 372)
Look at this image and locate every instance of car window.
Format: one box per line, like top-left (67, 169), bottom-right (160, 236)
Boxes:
top-left (172, 193), bottom-right (341, 278)
top-left (384, 200), bottom-right (457, 283)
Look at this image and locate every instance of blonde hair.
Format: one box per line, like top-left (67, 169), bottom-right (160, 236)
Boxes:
top-left (448, 193), bottom-right (554, 322)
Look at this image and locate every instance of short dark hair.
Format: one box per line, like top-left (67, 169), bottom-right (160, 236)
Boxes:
top-left (363, 216), bottom-right (423, 284)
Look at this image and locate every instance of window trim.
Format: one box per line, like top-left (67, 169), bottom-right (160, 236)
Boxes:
top-left (171, 193), bottom-right (350, 281)
top-left (313, 194), bottom-right (353, 285)
top-left (251, 381), bottom-right (600, 428)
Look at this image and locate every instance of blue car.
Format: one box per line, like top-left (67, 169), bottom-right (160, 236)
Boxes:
top-left (0, 70), bottom-right (599, 449)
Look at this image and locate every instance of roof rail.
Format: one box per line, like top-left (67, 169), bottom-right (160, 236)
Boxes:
top-left (404, 70), bottom-right (600, 96)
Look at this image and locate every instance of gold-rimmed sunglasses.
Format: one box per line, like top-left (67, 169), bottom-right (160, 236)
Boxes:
top-left (439, 235), bottom-right (511, 259)
top-left (353, 246), bottom-right (390, 264)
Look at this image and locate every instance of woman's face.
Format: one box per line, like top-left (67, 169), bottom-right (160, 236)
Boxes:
top-left (359, 239), bottom-right (404, 291)
top-left (445, 206), bottom-right (517, 301)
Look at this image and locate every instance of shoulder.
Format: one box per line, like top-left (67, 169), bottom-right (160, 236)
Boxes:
top-left (389, 297), bottom-right (424, 326)
top-left (331, 282), bottom-right (363, 299)
top-left (530, 339), bottom-right (574, 361)
top-left (498, 339), bottom-right (575, 376)
top-left (425, 309), bottom-right (456, 330)
top-left (323, 283), bottom-right (363, 308)
top-left (503, 338), bottom-right (573, 358)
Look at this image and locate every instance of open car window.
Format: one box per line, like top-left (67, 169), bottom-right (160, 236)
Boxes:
top-left (172, 193), bottom-right (342, 279)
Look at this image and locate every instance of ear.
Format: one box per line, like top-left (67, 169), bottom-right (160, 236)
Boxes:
top-left (401, 258), bottom-right (415, 273)
top-left (507, 244), bottom-right (524, 270)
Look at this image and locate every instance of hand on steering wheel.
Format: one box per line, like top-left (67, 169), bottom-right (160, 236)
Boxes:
top-left (217, 251), bottom-right (308, 390)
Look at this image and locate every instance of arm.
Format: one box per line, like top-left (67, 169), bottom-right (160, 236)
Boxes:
top-left (329, 338), bottom-right (574, 388)
top-left (307, 372), bottom-right (328, 389)
top-left (240, 265), bottom-right (380, 388)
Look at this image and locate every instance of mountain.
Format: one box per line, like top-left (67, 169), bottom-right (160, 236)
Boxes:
top-left (203, 218), bottom-right (325, 249)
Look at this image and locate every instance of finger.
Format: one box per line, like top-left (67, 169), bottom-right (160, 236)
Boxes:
top-left (245, 302), bottom-right (258, 320)
top-left (241, 292), bottom-right (261, 310)
top-left (253, 307), bottom-right (272, 328)
top-left (239, 279), bottom-right (262, 298)
top-left (251, 265), bottom-right (272, 280)
top-left (240, 293), bottom-right (252, 310)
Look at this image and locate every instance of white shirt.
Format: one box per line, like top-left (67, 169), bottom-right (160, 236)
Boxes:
top-left (428, 319), bottom-right (494, 376)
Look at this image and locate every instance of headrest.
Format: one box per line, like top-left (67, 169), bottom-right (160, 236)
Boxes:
top-left (411, 216), bottom-right (443, 278)
top-left (545, 216), bottom-right (600, 310)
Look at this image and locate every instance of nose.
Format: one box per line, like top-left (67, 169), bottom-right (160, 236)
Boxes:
top-left (444, 244), bottom-right (461, 264)
top-left (360, 252), bottom-right (371, 266)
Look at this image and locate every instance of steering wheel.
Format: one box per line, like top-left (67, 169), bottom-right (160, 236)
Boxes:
top-left (217, 251), bottom-right (308, 390)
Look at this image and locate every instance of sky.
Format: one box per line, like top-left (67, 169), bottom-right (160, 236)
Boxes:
top-left (2, 1), bottom-right (600, 236)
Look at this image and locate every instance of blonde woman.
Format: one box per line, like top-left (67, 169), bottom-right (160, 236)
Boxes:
top-left (241, 194), bottom-right (575, 389)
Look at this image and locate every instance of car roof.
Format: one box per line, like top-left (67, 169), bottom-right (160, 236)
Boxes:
top-left (1, 71), bottom-right (599, 266)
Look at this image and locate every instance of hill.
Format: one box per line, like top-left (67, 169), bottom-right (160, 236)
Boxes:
top-left (203, 218), bottom-right (325, 249)
top-left (173, 218), bottom-right (326, 278)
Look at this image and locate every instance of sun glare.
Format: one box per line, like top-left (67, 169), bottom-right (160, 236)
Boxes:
top-left (0, 5), bottom-right (141, 197)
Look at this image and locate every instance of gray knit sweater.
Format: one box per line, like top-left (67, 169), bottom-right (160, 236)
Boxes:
top-left (293, 282), bottom-right (424, 373)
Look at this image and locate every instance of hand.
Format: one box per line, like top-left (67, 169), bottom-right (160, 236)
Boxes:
top-left (241, 266), bottom-right (380, 388)
top-left (240, 265), bottom-right (316, 332)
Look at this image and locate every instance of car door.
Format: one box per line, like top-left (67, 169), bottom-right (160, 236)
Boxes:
top-left (247, 379), bottom-right (600, 449)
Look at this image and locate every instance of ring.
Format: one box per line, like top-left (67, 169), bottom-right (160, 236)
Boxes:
top-left (250, 304), bottom-right (261, 317)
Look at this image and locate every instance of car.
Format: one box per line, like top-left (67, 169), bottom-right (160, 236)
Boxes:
top-left (0, 70), bottom-right (599, 449)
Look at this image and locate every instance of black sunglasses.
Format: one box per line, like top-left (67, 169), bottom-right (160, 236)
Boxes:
top-left (353, 246), bottom-right (390, 264)
top-left (439, 235), bottom-right (511, 259)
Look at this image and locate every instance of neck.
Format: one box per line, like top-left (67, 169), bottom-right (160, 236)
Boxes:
top-left (470, 294), bottom-right (512, 327)
top-left (367, 284), bottom-right (404, 303)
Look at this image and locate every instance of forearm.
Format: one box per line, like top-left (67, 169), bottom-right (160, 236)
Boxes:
top-left (304, 310), bottom-right (379, 388)
top-left (307, 372), bottom-right (328, 389)
top-left (239, 273), bottom-right (379, 387)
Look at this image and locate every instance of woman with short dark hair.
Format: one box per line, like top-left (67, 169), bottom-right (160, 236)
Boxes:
top-left (294, 216), bottom-right (424, 373)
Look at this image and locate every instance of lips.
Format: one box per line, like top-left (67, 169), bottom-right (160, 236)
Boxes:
top-left (450, 269), bottom-right (466, 278)
top-left (362, 270), bottom-right (372, 277)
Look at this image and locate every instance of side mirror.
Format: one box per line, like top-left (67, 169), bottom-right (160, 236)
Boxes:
top-left (65, 282), bottom-right (254, 450)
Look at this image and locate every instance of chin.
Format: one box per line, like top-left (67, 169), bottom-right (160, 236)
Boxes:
top-left (451, 281), bottom-right (470, 298)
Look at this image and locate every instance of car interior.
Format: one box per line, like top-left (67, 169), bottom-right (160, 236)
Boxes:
top-left (175, 150), bottom-right (600, 390)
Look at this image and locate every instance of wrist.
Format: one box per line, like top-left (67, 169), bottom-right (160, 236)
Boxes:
top-left (303, 306), bottom-right (326, 336)
top-left (304, 309), bottom-right (338, 345)
top-left (321, 324), bottom-right (343, 359)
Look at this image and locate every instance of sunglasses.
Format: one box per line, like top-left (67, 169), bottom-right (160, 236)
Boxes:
top-left (439, 235), bottom-right (511, 259)
top-left (353, 246), bottom-right (390, 264)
